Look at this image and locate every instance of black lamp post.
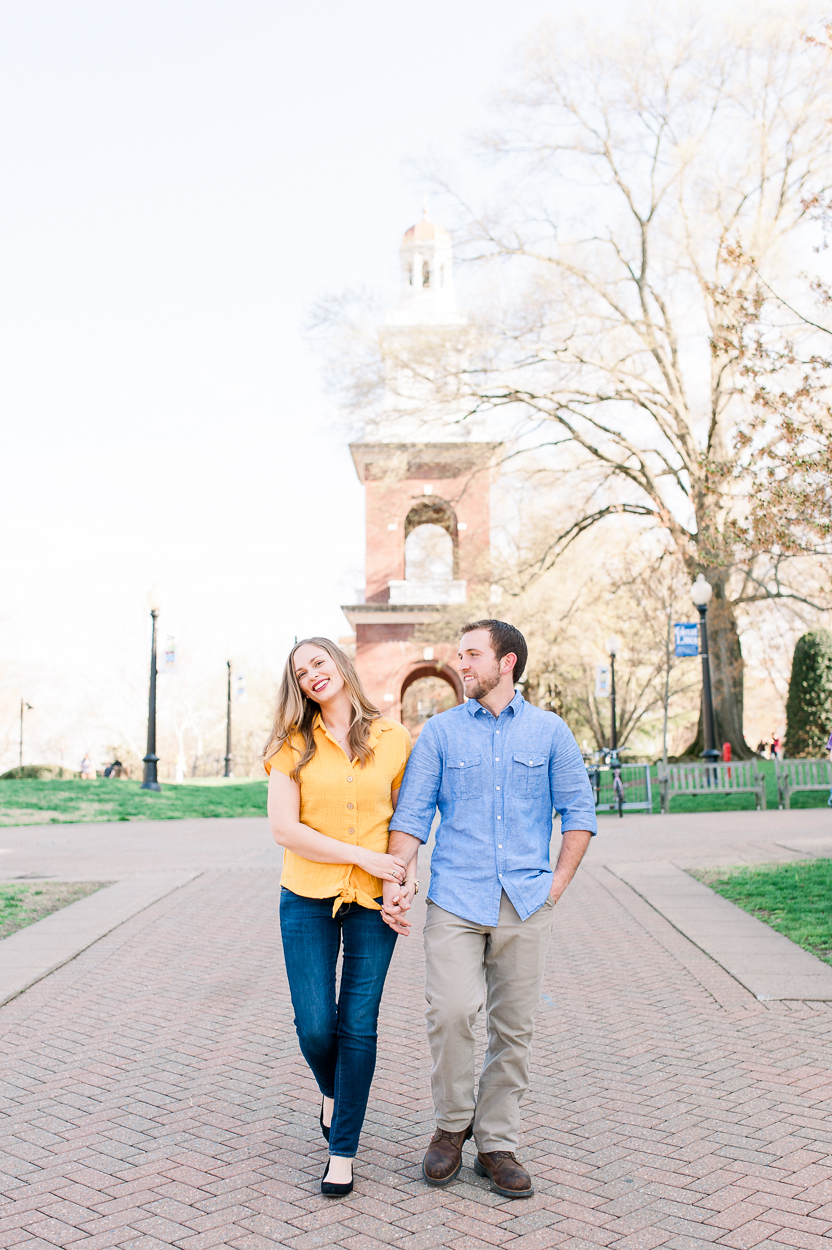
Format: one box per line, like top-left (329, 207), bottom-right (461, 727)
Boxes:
top-left (606, 634), bottom-right (620, 751)
top-left (141, 587), bottom-right (162, 791)
top-left (691, 574), bottom-right (720, 764)
top-left (224, 660), bottom-right (233, 777)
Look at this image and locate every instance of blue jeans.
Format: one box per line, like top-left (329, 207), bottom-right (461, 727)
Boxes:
top-left (279, 888), bottom-right (397, 1158)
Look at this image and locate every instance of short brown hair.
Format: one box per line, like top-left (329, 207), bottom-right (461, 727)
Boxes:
top-left (460, 619), bottom-right (528, 684)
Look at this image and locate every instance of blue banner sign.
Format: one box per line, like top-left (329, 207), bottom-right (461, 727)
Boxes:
top-left (674, 623), bottom-right (699, 657)
top-left (595, 664), bottom-right (610, 697)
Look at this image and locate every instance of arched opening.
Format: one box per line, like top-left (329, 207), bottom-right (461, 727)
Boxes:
top-left (405, 524), bottom-right (453, 582)
top-left (388, 498), bottom-right (465, 606)
top-left (404, 499), bottom-right (458, 576)
top-left (400, 664), bottom-right (463, 738)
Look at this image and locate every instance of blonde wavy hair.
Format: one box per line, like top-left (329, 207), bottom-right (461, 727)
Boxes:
top-left (263, 637), bottom-right (381, 781)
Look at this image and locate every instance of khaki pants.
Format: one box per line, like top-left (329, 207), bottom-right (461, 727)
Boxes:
top-left (423, 891), bottom-right (554, 1153)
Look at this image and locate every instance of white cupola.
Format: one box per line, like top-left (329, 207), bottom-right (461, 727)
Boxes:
top-left (368, 204), bottom-right (479, 443)
top-left (385, 208), bottom-right (464, 327)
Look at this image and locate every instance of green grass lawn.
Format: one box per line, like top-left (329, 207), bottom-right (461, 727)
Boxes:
top-left (1, 760), bottom-right (828, 824)
top-left (0, 778), bottom-right (269, 825)
top-left (690, 859), bottom-right (832, 964)
top-left (0, 881), bottom-right (109, 938)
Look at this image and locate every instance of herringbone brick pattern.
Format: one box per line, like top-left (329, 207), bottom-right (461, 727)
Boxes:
top-left (1, 865), bottom-right (831, 1249)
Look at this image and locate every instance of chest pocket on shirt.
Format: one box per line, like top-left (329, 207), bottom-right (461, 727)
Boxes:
top-left (513, 754), bottom-right (548, 797)
top-left (447, 755), bottom-right (482, 799)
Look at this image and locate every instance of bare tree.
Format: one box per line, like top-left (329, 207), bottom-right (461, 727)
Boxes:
top-left (323, 6), bottom-right (832, 757)
top-left (516, 544), bottom-right (700, 756)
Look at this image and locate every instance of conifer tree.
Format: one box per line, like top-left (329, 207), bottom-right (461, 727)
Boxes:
top-left (784, 632), bottom-right (832, 757)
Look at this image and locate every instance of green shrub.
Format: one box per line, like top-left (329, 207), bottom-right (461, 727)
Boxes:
top-left (785, 631), bottom-right (832, 758)
top-left (0, 765), bottom-right (80, 781)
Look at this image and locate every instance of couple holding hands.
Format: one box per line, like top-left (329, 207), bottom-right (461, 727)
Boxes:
top-left (265, 619), bottom-right (597, 1198)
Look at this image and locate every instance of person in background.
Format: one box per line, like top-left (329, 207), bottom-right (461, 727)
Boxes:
top-left (771, 734), bottom-right (781, 760)
top-left (80, 755), bottom-right (95, 780)
top-left (265, 637), bottom-right (414, 1198)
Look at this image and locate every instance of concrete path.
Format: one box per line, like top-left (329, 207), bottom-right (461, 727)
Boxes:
top-left (608, 861), bottom-right (832, 1002)
top-left (0, 817), bottom-right (279, 1010)
top-left (590, 807), bottom-right (832, 868)
top-left (0, 817), bottom-right (278, 881)
top-left (592, 807), bottom-right (832, 1002)
top-left (0, 810), bottom-right (830, 1249)
top-left (0, 874), bottom-right (198, 1007)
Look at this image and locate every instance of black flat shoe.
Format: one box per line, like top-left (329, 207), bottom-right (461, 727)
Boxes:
top-left (321, 1160), bottom-right (354, 1197)
top-left (320, 1098), bottom-right (330, 1143)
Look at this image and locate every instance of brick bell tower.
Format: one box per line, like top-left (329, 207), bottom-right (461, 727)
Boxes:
top-left (341, 210), bottom-right (501, 734)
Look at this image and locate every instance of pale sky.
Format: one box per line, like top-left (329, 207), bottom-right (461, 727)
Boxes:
top-left (0, 0), bottom-right (775, 769)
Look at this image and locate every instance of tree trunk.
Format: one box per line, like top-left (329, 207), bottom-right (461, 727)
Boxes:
top-left (710, 594), bottom-right (751, 756)
top-left (684, 589), bottom-right (753, 759)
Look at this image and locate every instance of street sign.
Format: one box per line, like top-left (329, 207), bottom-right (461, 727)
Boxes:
top-left (674, 623), bottom-right (699, 657)
top-left (164, 637), bottom-right (176, 671)
top-left (234, 672), bottom-right (247, 702)
top-left (595, 664), bottom-right (610, 697)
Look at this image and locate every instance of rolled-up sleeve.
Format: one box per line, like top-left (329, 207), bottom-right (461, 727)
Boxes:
top-left (550, 721), bottom-right (598, 835)
top-left (389, 721), bottom-right (443, 844)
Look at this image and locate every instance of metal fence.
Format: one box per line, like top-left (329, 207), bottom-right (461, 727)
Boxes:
top-left (587, 763), bottom-right (654, 814)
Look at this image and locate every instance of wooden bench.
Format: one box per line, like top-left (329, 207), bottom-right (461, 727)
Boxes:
top-left (774, 758), bottom-right (832, 809)
top-left (656, 761), bottom-right (767, 814)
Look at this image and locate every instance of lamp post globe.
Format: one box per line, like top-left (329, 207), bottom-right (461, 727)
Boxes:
top-left (690, 574), bottom-right (712, 609)
top-left (690, 575), bottom-right (720, 763)
top-left (141, 587), bottom-right (162, 791)
top-left (607, 635), bottom-right (620, 750)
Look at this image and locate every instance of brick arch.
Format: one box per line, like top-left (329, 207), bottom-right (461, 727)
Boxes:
top-left (342, 439), bottom-right (501, 719)
top-left (404, 499), bottom-right (459, 578)
top-left (400, 662), bottom-right (464, 705)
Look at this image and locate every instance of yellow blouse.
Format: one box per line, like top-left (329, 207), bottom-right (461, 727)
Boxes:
top-left (265, 715), bottom-right (412, 915)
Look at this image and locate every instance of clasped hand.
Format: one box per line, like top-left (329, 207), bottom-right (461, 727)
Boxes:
top-left (380, 878), bottom-right (416, 936)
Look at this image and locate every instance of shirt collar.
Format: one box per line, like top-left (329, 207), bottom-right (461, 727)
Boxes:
top-left (313, 712), bottom-right (387, 749)
top-left (466, 691), bottom-right (525, 718)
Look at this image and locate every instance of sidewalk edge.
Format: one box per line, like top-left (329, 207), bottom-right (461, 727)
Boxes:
top-left (0, 871), bottom-right (201, 1007)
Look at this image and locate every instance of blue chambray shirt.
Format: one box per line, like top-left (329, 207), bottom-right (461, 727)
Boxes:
top-left (389, 692), bottom-right (597, 926)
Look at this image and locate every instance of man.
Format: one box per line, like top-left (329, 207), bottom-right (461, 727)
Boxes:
top-left (382, 620), bottom-right (596, 1198)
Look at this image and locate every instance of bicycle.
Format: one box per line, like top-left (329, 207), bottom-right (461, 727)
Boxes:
top-left (607, 748), bottom-right (625, 818)
top-left (585, 748), bottom-right (630, 817)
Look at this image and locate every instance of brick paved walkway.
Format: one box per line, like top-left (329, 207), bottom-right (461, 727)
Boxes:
top-left (1, 859), bottom-right (832, 1249)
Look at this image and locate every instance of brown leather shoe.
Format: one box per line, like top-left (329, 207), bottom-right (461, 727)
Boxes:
top-left (421, 1123), bottom-right (474, 1186)
top-left (474, 1151), bottom-right (534, 1198)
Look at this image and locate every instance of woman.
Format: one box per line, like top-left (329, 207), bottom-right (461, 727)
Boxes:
top-left (265, 637), bottom-right (417, 1197)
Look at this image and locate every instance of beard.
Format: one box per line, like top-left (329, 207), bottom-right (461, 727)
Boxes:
top-left (464, 662), bottom-right (502, 701)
